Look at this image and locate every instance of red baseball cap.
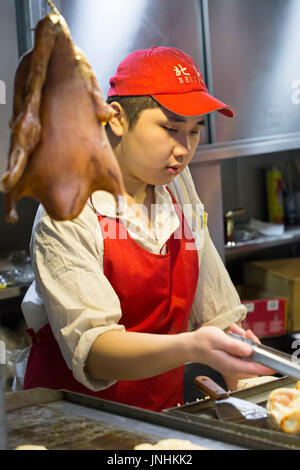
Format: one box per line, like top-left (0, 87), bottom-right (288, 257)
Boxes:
top-left (108, 47), bottom-right (234, 118)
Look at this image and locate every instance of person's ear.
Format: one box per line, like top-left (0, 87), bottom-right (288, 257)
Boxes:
top-left (107, 102), bottom-right (128, 137)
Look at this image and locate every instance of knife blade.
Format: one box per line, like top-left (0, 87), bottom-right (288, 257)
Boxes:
top-left (228, 332), bottom-right (300, 380)
top-left (194, 376), bottom-right (268, 421)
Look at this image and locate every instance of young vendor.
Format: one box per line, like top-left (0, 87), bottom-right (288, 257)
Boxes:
top-left (19, 47), bottom-right (273, 411)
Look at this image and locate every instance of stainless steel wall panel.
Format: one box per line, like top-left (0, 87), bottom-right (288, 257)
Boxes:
top-left (190, 162), bottom-right (225, 258)
top-left (0, 0), bottom-right (19, 174)
top-left (58, 0), bottom-right (206, 112)
top-left (206, 0), bottom-right (300, 143)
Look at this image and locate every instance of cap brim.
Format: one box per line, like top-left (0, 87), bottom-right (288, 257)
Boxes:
top-left (151, 90), bottom-right (234, 118)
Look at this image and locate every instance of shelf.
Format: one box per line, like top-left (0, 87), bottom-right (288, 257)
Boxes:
top-left (0, 285), bottom-right (27, 301)
top-left (190, 132), bottom-right (300, 165)
top-left (225, 225), bottom-right (300, 260)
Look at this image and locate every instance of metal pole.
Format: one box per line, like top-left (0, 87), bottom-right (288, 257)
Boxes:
top-left (0, 341), bottom-right (7, 450)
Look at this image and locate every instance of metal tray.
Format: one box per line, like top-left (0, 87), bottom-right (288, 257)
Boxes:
top-left (5, 376), bottom-right (300, 450)
top-left (164, 376), bottom-right (300, 450)
top-left (5, 388), bottom-right (237, 450)
top-left (5, 388), bottom-right (174, 450)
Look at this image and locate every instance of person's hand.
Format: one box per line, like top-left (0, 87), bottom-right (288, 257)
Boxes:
top-left (190, 325), bottom-right (274, 379)
top-left (229, 323), bottom-right (262, 344)
top-left (222, 323), bottom-right (276, 388)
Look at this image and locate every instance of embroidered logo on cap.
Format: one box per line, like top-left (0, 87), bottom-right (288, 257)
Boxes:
top-left (173, 63), bottom-right (206, 86)
top-left (192, 65), bottom-right (205, 87)
top-left (173, 64), bottom-right (191, 77)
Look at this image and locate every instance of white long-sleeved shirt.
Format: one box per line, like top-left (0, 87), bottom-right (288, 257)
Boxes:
top-left (20, 166), bottom-right (247, 392)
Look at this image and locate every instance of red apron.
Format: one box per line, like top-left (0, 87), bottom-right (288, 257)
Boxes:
top-left (23, 190), bottom-right (199, 412)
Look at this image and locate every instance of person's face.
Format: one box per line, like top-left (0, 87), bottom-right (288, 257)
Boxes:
top-left (115, 107), bottom-right (204, 187)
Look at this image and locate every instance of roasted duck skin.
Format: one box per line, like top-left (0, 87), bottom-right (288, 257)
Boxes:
top-left (0, 13), bottom-right (125, 223)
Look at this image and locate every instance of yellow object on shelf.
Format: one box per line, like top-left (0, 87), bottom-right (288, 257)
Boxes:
top-left (266, 167), bottom-right (285, 224)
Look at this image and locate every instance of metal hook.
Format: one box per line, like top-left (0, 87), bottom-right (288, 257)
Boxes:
top-left (45, 0), bottom-right (61, 16)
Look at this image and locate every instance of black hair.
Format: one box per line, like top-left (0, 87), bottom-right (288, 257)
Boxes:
top-left (106, 95), bottom-right (162, 130)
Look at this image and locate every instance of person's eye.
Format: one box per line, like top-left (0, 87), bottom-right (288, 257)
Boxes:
top-left (190, 129), bottom-right (201, 135)
top-left (162, 126), bottom-right (177, 133)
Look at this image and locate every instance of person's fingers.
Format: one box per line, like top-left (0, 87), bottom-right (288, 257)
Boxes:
top-left (246, 360), bottom-right (275, 375)
top-left (230, 324), bottom-right (264, 350)
top-left (245, 328), bottom-right (261, 344)
top-left (222, 331), bottom-right (274, 374)
top-left (230, 323), bottom-right (246, 337)
top-left (242, 330), bottom-right (275, 374)
top-left (221, 333), bottom-right (253, 357)
top-left (228, 331), bottom-right (275, 374)
top-left (211, 350), bottom-right (275, 377)
top-left (200, 327), bottom-right (276, 377)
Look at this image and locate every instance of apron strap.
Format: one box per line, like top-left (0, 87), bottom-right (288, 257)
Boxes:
top-left (26, 328), bottom-right (38, 345)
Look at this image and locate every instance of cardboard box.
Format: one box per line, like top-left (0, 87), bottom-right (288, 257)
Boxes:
top-left (236, 285), bottom-right (287, 338)
top-left (244, 258), bottom-right (300, 332)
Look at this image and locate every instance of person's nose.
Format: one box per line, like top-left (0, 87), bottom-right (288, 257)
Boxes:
top-left (173, 134), bottom-right (191, 159)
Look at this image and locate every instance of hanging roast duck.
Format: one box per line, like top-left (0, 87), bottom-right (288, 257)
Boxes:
top-left (0, 6), bottom-right (125, 223)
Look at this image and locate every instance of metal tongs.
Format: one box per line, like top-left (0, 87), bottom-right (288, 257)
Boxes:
top-left (229, 332), bottom-right (300, 380)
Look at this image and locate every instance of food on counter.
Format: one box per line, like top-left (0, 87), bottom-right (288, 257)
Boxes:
top-left (237, 375), bottom-right (278, 390)
top-left (15, 445), bottom-right (47, 450)
top-left (134, 438), bottom-right (207, 450)
top-left (266, 381), bottom-right (300, 434)
top-left (0, 12), bottom-right (124, 223)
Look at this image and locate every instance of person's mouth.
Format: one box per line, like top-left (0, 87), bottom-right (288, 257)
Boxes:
top-left (165, 165), bottom-right (182, 174)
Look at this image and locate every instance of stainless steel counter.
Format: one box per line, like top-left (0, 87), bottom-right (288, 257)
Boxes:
top-left (5, 388), bottom-right (244, 450)
top-left (5, 378), bottom-right (300, 450)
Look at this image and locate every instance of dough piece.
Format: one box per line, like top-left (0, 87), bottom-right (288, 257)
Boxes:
top-left (15, 444), bottom-right (47, 450)
top-left (134, 438), bottom-right (207, 450)
top-left (266, 387), bottom-right (300, 434)
top-left (237, 376), bottom-right (278, 390)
